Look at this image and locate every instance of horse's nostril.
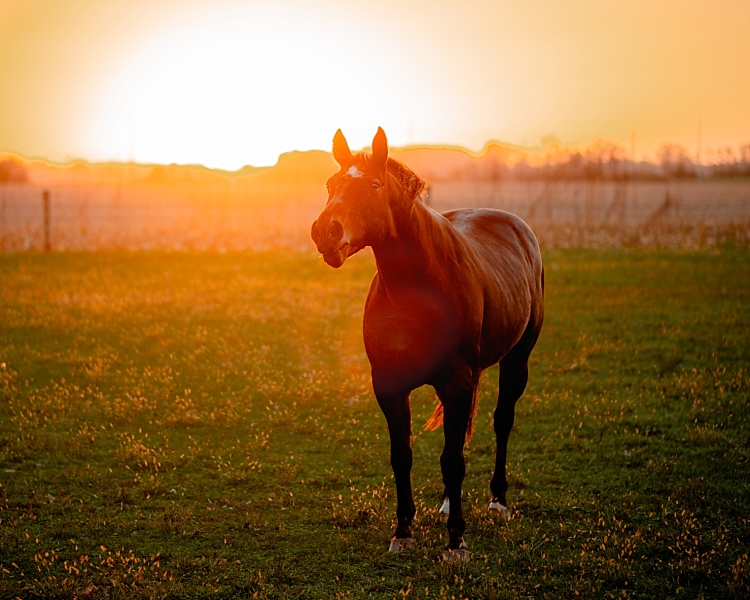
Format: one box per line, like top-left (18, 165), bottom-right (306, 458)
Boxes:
top-left (327, 220), bottom-right (343, 242)
top-left (311, 220), bottom-right (320, 243)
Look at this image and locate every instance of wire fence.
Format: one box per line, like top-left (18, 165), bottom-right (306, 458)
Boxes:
top-left (2, 178), bottom-right (749, 251)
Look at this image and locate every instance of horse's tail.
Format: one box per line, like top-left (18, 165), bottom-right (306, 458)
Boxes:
top-left (424, 401), bottom-right (444, 433)
top-left (424, 383), bottom-right (481, 442)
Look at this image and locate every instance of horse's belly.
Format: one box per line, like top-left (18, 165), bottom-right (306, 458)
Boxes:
top-left (478, 277), bottom-right (533, 365)
top-left (478, 306), bottom-right (529, 367)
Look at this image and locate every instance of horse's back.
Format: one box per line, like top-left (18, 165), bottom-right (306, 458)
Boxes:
top-left (442, 208), bottom-right (542, 281)
top-left (442, 208), bottom-right (544, 365)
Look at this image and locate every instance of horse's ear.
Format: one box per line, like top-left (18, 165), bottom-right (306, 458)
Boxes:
top-left (332, 129), bottom-right (353, 166)
top-left (372, 127), bottom-right (388, 169)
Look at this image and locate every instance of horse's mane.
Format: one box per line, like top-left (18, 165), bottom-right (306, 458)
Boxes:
top-left (353, 153), bottom-right (426, 205)
top-left (385, 157), bottom-right (427, 204)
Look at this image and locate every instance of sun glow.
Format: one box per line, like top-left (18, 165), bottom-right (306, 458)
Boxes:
top-left (88, 7), bottom-right (429, 169)
top-left (2, 1), bottom-right (749, 168)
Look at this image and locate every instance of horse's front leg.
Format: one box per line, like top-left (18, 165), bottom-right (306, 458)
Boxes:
top-left (437, 370), bottom-right (477, 561)
top-left (374, 386), bottom-right (416, 552)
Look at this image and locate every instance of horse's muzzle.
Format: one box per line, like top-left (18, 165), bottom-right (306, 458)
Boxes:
top-left (311, 216), bottom-right (348, 267)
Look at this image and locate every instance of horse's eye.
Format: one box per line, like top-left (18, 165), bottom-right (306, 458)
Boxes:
top-left (371, 181), bottom-right (380, 190)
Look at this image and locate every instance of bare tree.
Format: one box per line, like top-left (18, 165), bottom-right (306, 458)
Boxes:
top-left (657, 144), bottom-right (696, 179)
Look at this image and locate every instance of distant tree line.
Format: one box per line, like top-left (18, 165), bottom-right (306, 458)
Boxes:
top-left (0, 159), bottom-right (27, 183)
top-left (451, 141), bottom-right (750, 182)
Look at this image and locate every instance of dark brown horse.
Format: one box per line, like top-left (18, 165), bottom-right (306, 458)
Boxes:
top-left (311, 128), bottom-right (544, 561)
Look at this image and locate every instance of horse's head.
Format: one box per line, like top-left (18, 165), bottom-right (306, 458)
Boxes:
top-left (311, 128), bottom-right (393, 268)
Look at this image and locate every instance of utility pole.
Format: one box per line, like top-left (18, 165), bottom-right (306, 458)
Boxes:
top-left (43, 190), bottom-right (51, 252)
top-left (696, 115), bottom-right (702, 177)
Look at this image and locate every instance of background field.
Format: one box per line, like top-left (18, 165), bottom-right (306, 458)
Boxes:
top-left (1, 248), bottom-right (749, 599)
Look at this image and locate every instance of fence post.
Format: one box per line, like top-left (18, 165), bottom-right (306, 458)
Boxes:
top-left (43, 190), bottom-right (51, 252)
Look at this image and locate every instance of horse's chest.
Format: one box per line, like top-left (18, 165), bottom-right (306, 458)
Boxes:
top-left (363, 288), bottom-right (463, 380)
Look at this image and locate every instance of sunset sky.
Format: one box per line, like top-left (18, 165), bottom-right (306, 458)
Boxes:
top-left (1, 0), bottom-right (749, 169)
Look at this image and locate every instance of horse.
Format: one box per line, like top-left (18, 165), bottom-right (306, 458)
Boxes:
top-left (311, 128), bottom-right (544, 561)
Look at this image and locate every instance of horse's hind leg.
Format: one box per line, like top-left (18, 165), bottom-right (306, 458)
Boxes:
top-left (374, 388), bottom-right (416, 551)
top-left (489, 354), bottom-right (528, 517)
top-left (491, 282), bottom-right (543, 516)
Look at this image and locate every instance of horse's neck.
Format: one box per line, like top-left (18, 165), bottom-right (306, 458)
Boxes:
top-left (372, 197), bottom-right (448, 293)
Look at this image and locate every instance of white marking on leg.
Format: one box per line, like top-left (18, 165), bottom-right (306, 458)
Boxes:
top-left (488, 501), bottom-right (511, 519)
top-left (439, 497), bottom-right (450, 523)
top-left (346, 166), bottom-right (363, 178)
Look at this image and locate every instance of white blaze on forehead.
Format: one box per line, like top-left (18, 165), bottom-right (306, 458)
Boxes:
top-left (346, 165), bottom-right (364, 178)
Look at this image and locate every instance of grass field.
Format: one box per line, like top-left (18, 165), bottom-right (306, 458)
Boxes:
top-left (0, 248), bottom-right (749, 599)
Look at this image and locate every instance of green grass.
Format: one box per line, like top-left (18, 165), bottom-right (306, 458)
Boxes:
top-left (0, 248), bottom-right (748, 599)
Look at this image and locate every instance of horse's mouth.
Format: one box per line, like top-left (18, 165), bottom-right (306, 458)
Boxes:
top-left (322, 243), bottom-right (358, 268)
top-left (322, 244), bottom-right (349, 268)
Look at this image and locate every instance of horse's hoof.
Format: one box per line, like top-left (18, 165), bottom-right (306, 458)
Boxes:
top-left (441, 540), bottom-right (470, 563)
top-left (488, 500), bottom-right (510, 520)
top-left (438, 497), bottom-right (450, 523)
top-left (389, 537), bottom-right (416, 552)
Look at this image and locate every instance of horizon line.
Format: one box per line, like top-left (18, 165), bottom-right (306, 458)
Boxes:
top-left (2, 134), bottom-right (748, 172)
